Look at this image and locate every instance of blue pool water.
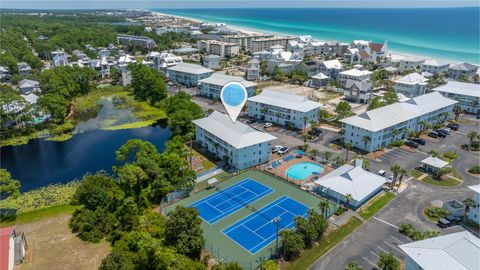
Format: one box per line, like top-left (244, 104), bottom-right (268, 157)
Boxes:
top-left (286, 162), bottom-right (324, 180)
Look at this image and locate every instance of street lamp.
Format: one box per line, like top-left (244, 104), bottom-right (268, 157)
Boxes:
top-left (272, 217), bottom-right (281, 256)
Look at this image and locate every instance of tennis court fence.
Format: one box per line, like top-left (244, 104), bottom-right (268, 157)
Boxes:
top-left (204, 238), bottom-right (276, 270)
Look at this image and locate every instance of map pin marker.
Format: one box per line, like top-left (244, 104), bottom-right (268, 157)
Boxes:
top-left (220, 81), bottom-right (248, 123)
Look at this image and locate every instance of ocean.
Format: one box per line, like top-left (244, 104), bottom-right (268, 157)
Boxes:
top-left (157, 8), bottom-right (480, 64)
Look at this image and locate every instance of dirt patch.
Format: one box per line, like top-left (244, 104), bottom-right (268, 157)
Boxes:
top-left (18, 214), bottom-right (110, 270)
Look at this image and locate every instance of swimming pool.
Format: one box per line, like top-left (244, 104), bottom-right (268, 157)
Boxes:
top-left (286, 162), bottom-right (324, 181)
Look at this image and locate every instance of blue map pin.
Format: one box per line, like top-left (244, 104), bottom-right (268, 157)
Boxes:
top-left (220, 81), bottom-right (247, 122)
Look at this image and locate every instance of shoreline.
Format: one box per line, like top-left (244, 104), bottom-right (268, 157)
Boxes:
top-left (153, 10), bottom-right (472, 65)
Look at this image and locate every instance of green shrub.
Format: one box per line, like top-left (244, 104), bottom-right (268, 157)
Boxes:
top-left (399, 223), bottom-right (439, 241)
top-left (469, 165), bottom-right (480, 174)
top-left (335, 207), bottom-right (344, 216)
top-left (442, 151), bottom-right (459, 161)
top-left (390, 140), bottom-right (404, 147)
top-left (425, 207), bottom-right (448, 219)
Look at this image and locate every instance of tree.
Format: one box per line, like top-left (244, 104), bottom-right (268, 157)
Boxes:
top-left (129, 63), bottom-right (167, 105)
top-left (467, 131), bottom-right (479, 149)
top-left (306, 209), bottom-right (327, 240)
top-left (453, 104), bottom-right (462, 121)
top-left (397, 168), bottom-right (407, 188)
top-left (71, 173), bottom-right (124, 211)
top-left (463, 198), bottom-right (474, 221)
top-left (377, 252), bottom-right (400, 270)
top-left (280, 230), bottom-right (304, 261)
top-left (432, 167), bottom-right (451, 180)
top-left (344, 142), bottom-right (352, 162)
top-left (367, 96), bottom-right (385, 111)
top-left (0, 169), bottom-right (21, 199)
top-left (294, 216), bottom-right (317, 248)
top-left (362, 159), bottom-right (370, 170)
top-left (361, 136), bottom-right (371, 150)
top-left (165, 206), bottom-right (204, 259)
top-left (211, 262), bottom-right (243, 270)
top-left (335, 101), bottom-right (353, 120)
top-left (259, 260), bottom-right (278, 270)
top-left (390, 164), bottom-right (401, 188)
top-left (161, 91), bottom-right (204, 136)
top-left (318, 200), bottom-right (330, 218)
top-left (37, 93), bottom-right (69, 122)
top-left (324, 151), bottom-right (333, 162)
top-left (344, 194), bottom-right (353, 208)
top-left (345, 262), bottom-right (364, 270)
top-left (383, 91), bottom-right (399, 105)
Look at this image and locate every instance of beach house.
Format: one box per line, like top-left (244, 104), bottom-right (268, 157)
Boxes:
top-left (394, 72), bottom-right (429, 98)
top-left (51, 49), bottom-right (69, 67)
top-left (318, 59), bottom-right (343, 80)
top-left (192, 111), bottom-right (276, 170)
top-left (247, 89), bottom-right (321, 130)
top-left (421, 60), bottom-right (450, 74)
top-left (338, 68), bottom-right (372, 86)
top-left (398, 57), bottom-right (425, 72)
top-left (448, 62), bottom-right (479, 81)
top-left (344, 80), bottom-right (373, 104)
top-left (166, 63), bottom-right (214, 87)
top-left (433, 81), bottom-right (480, 114)
top-left (17, 62), bottom-right (32, 76)
top-left (202, 54), bottom-right (221, 69)
top-left (314, 162), bottom-right (386, 209)
top-left (340, 92), bottom-right (457, 152)
top-left (147, 52), bottom-right (183, 70)
top-left (399, 231), bottom-right (479, 270)
top-left (18, 79), bottom-right (41, 94)
top-left (199, 73), bottom-right (257, 99)
top-left (246, 58), bottom-right (260, 81)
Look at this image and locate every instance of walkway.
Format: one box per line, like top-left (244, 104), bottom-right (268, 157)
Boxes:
top-left (195, 167), bottom-right (225, 183)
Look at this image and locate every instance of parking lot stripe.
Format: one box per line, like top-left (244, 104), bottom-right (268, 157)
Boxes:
top-left (369, 251), bottom-right (380, 258)
top-left (373, 217), bottom-right (399, 229)
top-left (384, 241), bottom-right (405, 254)
top-left (390, 235), bottom-right (405, 245)
top-left (362, 257), bottom-right (379, 268)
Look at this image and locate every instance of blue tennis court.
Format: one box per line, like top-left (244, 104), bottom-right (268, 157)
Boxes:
top-left (223, 196), bottom-right (309, 254)
top-left (190, 178), bottom-right (274, 224)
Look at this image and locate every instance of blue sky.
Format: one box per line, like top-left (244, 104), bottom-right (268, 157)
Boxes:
top-left (1, 1), bottom-right (479, 9)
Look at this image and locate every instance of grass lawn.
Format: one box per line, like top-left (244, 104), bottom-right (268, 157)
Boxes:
top-left (281, 217), bottom-right (363, 270)
top-left (420, 175), bottom-right (462, 187)
top-left (449, 168), bottom-right (463, 180)
top-left (410, 169), bottom-right (423, 178)
top-left (358, 192), bottom-right (396, 220)
top-left (1, 204), bottom-right (79, 227)
top-left (188, 146), bottom-right (216, 171)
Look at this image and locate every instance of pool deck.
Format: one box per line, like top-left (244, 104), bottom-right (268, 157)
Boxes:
top-left (267, 155), bottom-right (333, 186)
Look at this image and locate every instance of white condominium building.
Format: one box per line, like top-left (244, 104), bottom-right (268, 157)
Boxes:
top-left (248, 89), bottom-right (321, 130)
top-left (199, 73), bottom-right (257, 99)
top-left (193, 111), bottom-right (276, 170)
top-left (166, 63), bottom-right (214, 87)
top-left (338, 68), bottom-right (372, 86)
top-left (421, 60), bottom-right (450, 74)
top-left (433, 81), bottom-right (480, 114)
top-left (448, 62), bottom-right (479, 80)
top-left (251, 36), bottom-right (297, 53)
top-left (340, 92), bottom-right (457, 152)
top-left (394, 72), bottom-right (429, 98)
top-left (197, 40), bottom-right (240, 57)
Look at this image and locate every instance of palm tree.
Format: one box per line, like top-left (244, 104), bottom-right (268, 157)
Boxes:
top-left (362, 159), bottom-right (370, 170)
top-left (310, 119), bottom-right (317, 129)
top-left (391, 128), bottom-right (399, 140)
top-left (468, 131), bottom-right (479, 146)
top-left (390, 164), bottom-right (401, 188)
top-left (463, 198), bottom-right (474, 221)
top-left (418, 120), bottom-right (427, 132)
top-left (428, 150), bottom-right (441, 158)
top-left (344, 142), bottom-right (353, 162)
top-left (310, 148), bottom-right (320, 157)
top-left (344, 193), bottom-right (353, 208)
top-left (397, 168), bottom-right (407, 189)
top-left (324, 151), bottom-right (333, 162)
top-left (303, 116), bottom-right (308, 143)
top-left (433, 167), bottom-right (451, 180)
top-left (318, 201), bottom-right (330, 219)
top-left (361, 136), bottom-right (371, 151)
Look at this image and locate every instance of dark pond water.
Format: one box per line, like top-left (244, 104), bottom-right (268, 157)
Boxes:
top-left (0, 122), bottom-right (171, 191)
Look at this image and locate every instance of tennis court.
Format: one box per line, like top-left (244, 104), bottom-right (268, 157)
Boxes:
top-left (223, 196), bottom-right (309, 254)
top-left (189, 178), bottom-right (274, 224)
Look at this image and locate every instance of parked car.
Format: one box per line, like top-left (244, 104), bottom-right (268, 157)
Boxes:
top-left (308, 128), bottom-right (323, 136)
top-left (272, 145), bottom-right (283, 153)
top-left (438, 215), bottom-right (461, 228)
top-left (435, 130), bottom-right (447, 138)
top-left (377, 170), bottom-right (386, 176)
top-left (428, 131), bottom-right (438, 138)
top-left (264, 122), bottom-right (273, 129)
top-left (446, 123), bottom-right (459, 130)
top-left (246, 119), bottom-right (257, 124)
top-left (446, 215), bottom-right (461, 225)
top-left (438, 128), bottom-right (451, 134)
top-left (405, 140), bottom-right (419, 148)
top-left (410, 138), bottom-right (426, 145)
top-left (277, 147), bottom-right (289, 155)
top-left (167, 81), bottom-right (175, 86)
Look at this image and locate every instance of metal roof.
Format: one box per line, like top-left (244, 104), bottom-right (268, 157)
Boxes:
top-left (192, 111), bottom-right (276, 149)
top-left (421, 156), bottom-right (448, 168)
top-left (399, 231), bottom-right (480, 270)
top-left (314, 164), bottom-right (386, 202)
top-left (199, 73), bottom-right (257, 88)
top-left (395, 72), bottom-right (428, 85)
top-left (320, 59), bottom-right (343, 69)
top-left (340, 68), bottom-right (372, 77)
top-left (433, 81), bottom-right (480, 98)
top-left (248, 89), bottom-right (321, 113)
top-left (167, 62), bottom-right (213, 75)
top-left (468, 184), bottom-right (480, 194)
top-left (340, 92), bottom-right (457, 132)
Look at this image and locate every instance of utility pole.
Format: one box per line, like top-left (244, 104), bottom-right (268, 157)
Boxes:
top-left (272, 217), bottom-right (281, 257)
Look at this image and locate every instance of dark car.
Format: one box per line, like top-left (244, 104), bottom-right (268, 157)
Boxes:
top-left (428, 131), bottom-right (438, 138)
top-left (410, 138), bottom-right (426, 145)
top-left (405, 141), bottom-right (419, 148)
top-left (438, 218), bottom-right (451, 228)
top-left (308, 128), bottom-right (323, 136)
top-left (435, 130), bottom-right (447, 138)
top-left (446, 123), bottom-right (459, 130)
top-left (246, 119), bottom-right (257, 124)
top-left (446, 215), bottom-right (461, 225)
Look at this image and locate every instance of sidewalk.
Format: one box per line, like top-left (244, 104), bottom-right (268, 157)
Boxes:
top-left (195, 167), bottom-right (225, 183)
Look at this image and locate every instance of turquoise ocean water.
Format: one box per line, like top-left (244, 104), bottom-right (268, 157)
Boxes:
top-left (157, 8), bottom-right (480, 64)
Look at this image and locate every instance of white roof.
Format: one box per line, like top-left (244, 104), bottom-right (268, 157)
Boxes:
top-left (21, 93), bottom-right (39, 104)
top-left (167, 62), bottom-right (213, 74)
top-left (449, 62), bottom-right (478, 71)
top-left (314, 165), bottom-right (386, 202)
top-left (19, 79), bottom-right (39, 89)
top-left (421, 156), bottom-right (448, 168)
top-left (433, 81), bottom-right (480, 98)
top-left (399, 231), bottom-right (480, 270)
top-left (423, 59), bottom-right (450, 67)
top-left (395, 72), bottom-right (428, 85)
top-left (321, 59), bottom-right (343, 69)
top-left (468, 184), bottom-right (480, 194)
top-left (340, 92), bottom-right (457, 132)
top-left (340, 68), bottom-right (372, 77)
top-left (383, 66), bottom-right (398, 72)
top-left (192, 111), bottom-right (276, 149)
top-left (248, 89), bottom-right (321, 113)
top-left (312, 72), bottom-right (330, 79)
top-left (199, 73), bottom-right (256, 88)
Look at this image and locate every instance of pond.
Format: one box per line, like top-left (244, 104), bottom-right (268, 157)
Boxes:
top-left (0, 122), bottom-right (171, 192)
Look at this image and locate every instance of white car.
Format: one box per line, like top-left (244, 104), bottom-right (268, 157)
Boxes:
top-left (272, 145), bottom-right (283, 153)
top-left (377, 170), bottom-right (386, 176)
top-left (264, 122), bottom-right (273, 128)
top-left (277, 147), bottom-right (289, 155)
